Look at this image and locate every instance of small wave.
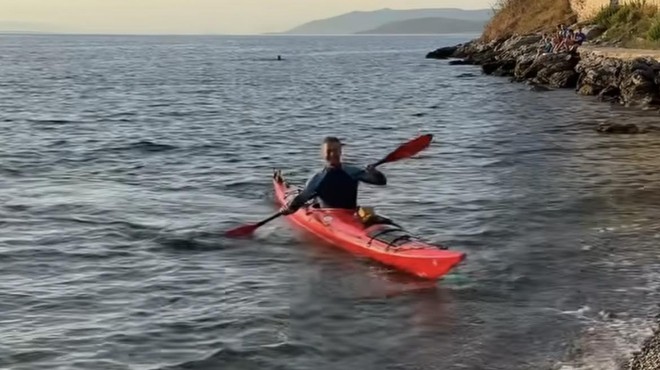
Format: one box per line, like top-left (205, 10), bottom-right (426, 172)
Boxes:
top-left (161, 341), bottom-right (321, 370)
top-left (480, 158), bottom-right (511, 168)
top-left (107, 111), bottom-right (137, 118)
top-left (7, 349), bottom-right (60, 364)
top-left (3, 203), bottom-right (30, 212)
top-left (159, 347), bottom-right (257, 370)
top-left (157, 237), bottom-right (219, 251)
top-left (147, 103), bottom-right (172, 108)
top-left (130, 140), bottom-right (177, 152)
top-left (48, 139), bottom-right (68, 147)
top-left (27, 119), bottom-right (74, 125)
top-left (43, 216), bottom-right (154, 232)
top-left (449, 284), bottom-right (516, 304)
top-left (222, 179), bottom-right (262, 190)
top-left (0, 247), bottom-right (136, 261)
top-left (164, 111), bottom-right (195, 118)
top-left (155, 230), bottom-right (232, 252)
top-left (0, 167), bottom-right (23, 177)
top-left (100, 140), bottom-right (178, 154)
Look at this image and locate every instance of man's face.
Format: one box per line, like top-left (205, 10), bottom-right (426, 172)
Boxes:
top-left (322, 142), bottom-right (342, 166)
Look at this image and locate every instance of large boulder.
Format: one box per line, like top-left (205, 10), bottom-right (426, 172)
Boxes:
top-left (448, 59), bottom-right (476, 65)
top-left (581, 24), bottom-right (607, 40)
top-left (597, 86), bottom-right (621, 103)
top-left (519, 53), bottom-right (580, 87)
top-left (426, 46), bottom-right (458, 59)
top-left (496, 34), bottom-right (542, 60)
top-left (576, 52), bottom-right (623, 96)
top-left (512, 53), bottom-right (538, 82)
top-left (546, 70), bottom-right (580, 88)
top-left (596, 122), bottom-right (647, 134)
top-left (619, 58), bottom-right (660, 108)
top-left (482, 59), bottom-right (517, 76)
top-left (619, 70), bottom-right (660, 108)
top-left (497, 34), bottom-right (542, 51)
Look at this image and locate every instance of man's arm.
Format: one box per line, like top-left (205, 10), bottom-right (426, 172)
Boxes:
top-left (282, 171), bottom-right (324, 213)
top-left (344, 165), bottom-right (387, 186)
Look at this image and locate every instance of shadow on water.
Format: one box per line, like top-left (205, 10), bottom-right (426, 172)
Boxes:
top-left (155, 231), bottom-right (233, 252)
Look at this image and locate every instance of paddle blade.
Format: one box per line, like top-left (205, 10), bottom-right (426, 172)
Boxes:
top-left (224, 211), bottom-right (284, 238)
top-left (377, 134), bottom-right (433, 165)
top-left (224, 223), bottom-right (259, 238)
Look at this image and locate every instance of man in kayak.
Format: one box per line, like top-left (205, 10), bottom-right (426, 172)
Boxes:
top-left (280, 136), bottom-right (387, 215)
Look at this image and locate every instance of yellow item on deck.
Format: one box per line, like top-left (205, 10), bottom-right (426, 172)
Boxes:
top-left (357, 206), bottom-right (377, 223)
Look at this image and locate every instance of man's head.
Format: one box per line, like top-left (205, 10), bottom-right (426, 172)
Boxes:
top-left (321, 136), bottom-right (343, 167)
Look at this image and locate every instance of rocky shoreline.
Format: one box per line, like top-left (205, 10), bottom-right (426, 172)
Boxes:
top-left (428, 35), bottom-right (660, 369)
top-left (427, 35), bottom-right (660, 134)
top-left (627, 314), bottom-right (660, 370)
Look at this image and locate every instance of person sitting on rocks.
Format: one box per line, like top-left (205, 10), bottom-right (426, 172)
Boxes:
top-left (536, 33), bottom-right (553, 57)
top-left (573, 28), bottom-right (587, 47)
top-left (555, 30), bottom-right (577, 53)
top-left (565, 29), bottom-right (586, 54)
top-left (567, 38), bottom-right (582, 53)
top-left (551, 32), bottom-right (564, 53)
top-left (556, 24), bottom-right (570, 39)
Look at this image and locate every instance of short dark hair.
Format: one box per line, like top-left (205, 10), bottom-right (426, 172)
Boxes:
top-left (322, 136), bottom-right (344, 145)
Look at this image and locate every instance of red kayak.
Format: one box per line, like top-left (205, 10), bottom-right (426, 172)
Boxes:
top-left (272, 170), bottom-right (466, 280)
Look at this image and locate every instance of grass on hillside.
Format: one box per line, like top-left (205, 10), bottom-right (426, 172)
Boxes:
top-left (592, 0), bottom-right (660, 48)
top-left (481, 0), bottom-right (576, 41)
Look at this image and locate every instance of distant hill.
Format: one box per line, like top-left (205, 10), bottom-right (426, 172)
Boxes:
top-left (356, 17), bottom-right (486, 34)
top-left (281, 8), bottom-right (493, 35)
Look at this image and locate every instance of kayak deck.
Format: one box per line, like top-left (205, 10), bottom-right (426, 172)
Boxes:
top-left (272, 170), bottom-right (465, 280)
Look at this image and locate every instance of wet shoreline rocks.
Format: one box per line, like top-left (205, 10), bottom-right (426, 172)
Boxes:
top-left (427, 35), bottom-right (660, 128)
top-left (627, 314), bottom-right (660, 370)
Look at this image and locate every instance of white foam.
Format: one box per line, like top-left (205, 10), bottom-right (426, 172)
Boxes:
top-left (553, 311), bottom-right (656, 370)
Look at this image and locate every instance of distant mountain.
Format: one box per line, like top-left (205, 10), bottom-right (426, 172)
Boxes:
top-left (356, 17), bottom-right (486, 34)
top-left (281, 8), bottom-right (493, 35)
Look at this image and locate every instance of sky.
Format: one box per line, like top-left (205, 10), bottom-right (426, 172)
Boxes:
top-left (0, 0), bottom-right (493, 34)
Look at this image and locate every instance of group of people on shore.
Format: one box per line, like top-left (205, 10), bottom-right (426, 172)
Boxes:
top-left (537, 24), bottom-right (587, 56)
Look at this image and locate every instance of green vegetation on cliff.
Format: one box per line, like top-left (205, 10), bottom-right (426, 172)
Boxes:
top-left (481, 0), bottom-right (660, 49)
top-left (592, 0), bottom-right (660, 48)
top-left (481, 0), bottom-right (576, 41)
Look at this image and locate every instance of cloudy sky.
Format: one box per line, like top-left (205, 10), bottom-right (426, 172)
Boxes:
top-left (0, 0), bottom-right (493, 34)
